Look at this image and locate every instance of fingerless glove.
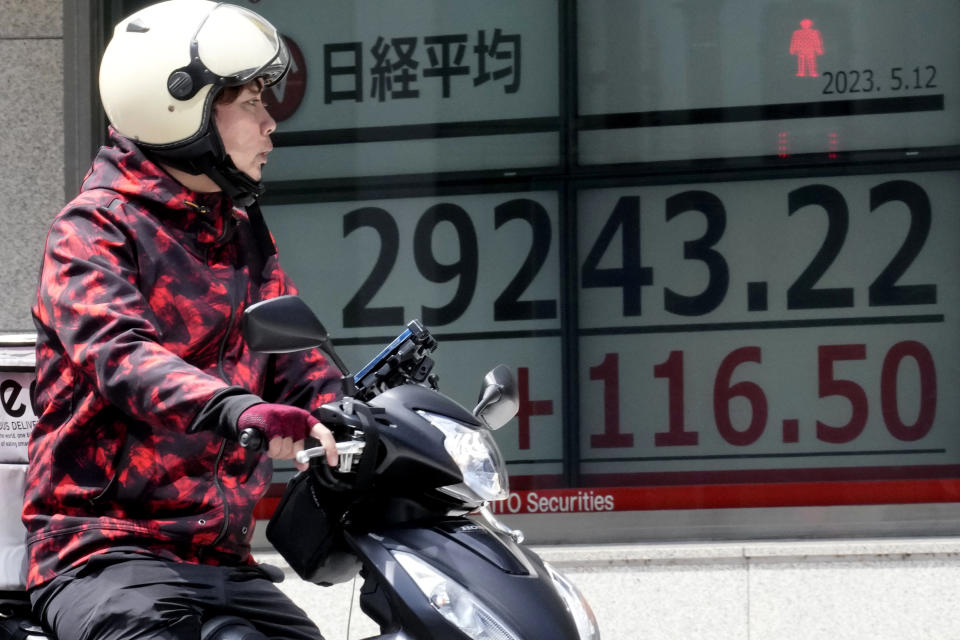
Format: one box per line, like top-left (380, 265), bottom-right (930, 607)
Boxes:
top-left (237, 402), bottom-right (316, 442)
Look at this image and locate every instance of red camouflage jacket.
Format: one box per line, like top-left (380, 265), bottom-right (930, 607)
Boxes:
top-left (23, 131), bottom-right (340, 589)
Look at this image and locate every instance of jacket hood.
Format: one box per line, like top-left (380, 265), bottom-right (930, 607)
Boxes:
top-left (81, 128), bottom-right (240, 247)
top-left (84, 128), bottom-right (233, 209)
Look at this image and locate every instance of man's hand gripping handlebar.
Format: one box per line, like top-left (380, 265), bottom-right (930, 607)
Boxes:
top-left (296, 399), bottom-right (375, 476)
top-left (236, 402), bottom-right (339, 471)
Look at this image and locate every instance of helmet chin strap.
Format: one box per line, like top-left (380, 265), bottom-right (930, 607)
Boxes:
top-left (203, 157), bottom-right (277, 260)
top-left (201, 155), bottom-right (265, 209)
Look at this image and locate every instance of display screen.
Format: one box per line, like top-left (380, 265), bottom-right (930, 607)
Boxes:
top-left (265, 190), bottom-right (564, 481)
top-left (183, 0), bottom-right (960, 515)
top-left (219, 0), bottom-right (560, 180)
top-left (576, 170), bottom-right (959, 486)
top-left (266, 169), bottom-right (960, 500)
top-left (578, 0), bottom-right (960, 164)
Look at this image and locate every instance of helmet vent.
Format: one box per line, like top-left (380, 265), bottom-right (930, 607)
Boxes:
top-left (125, 19), bottom-right (150, 33)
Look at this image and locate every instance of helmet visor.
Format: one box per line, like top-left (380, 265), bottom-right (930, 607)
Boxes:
top-left (195, 3), bottom-right (289, 86)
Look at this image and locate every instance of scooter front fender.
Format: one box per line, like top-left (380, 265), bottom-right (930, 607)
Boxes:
top-left (347, 518), bottom-right (581, 639)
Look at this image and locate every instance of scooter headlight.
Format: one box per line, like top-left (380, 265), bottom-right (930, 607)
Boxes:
top-left (544, 561), bottom-right (600, 640)
top-left (417, 411), bottom-right (509, 502)
top-left (393, 551), bottom-right (520, 640)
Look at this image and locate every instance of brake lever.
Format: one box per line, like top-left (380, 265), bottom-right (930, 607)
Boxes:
top-left (296, 439), bottom-right (366, 469)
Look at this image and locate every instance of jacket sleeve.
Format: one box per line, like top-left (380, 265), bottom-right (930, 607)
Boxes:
top-left (188, 338), bottom-right (341, 440)
top-left (36, 204), bottom-right (233, 434)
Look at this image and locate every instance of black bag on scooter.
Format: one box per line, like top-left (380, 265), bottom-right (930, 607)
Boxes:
top-left (0, 592), bottom-right (45, 640)
top-left (265, 467), bottom-right (361, 587)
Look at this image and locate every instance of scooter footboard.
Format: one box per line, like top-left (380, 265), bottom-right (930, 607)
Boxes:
top-left (348, 518), bottom-right (582, 639)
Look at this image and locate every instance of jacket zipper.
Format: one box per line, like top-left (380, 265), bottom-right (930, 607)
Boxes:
top-left (210, 440), bottom-right (230, 548)
top-left (210, 209), bottom-right (240, 550)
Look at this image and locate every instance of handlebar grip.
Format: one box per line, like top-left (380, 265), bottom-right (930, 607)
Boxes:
top-left (238, 427), bottom-right (265, 450)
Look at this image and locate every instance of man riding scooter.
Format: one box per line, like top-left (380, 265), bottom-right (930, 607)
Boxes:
top-left (24, 2), bottom-right (341, 638)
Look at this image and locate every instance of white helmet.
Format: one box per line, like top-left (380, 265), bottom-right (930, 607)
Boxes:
top-left (99, 0), bottom-right (289, 204)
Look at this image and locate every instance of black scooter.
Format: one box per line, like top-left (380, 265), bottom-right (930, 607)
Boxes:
top-left (0, 296), bottom-right (599, 640)
top-left (241, 295), bottom-right (600, 640)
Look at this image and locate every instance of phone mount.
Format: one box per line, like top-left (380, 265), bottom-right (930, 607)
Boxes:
top-left (352, 319), bottom-right (438, 401)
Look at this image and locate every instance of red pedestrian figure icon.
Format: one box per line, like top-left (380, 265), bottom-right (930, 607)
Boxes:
top-left (789, 19), bottom-right (824, 77)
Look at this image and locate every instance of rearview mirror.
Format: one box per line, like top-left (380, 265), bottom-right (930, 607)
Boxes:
top-left (473, 365), bottom-right (519, 430)
top-left (243, 295), bottom-right (354, 388)
top-left (243, 295), bottom-right (329, 353)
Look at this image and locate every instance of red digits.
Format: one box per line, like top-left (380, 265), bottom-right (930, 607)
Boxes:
top-left (816, 345), bottom-right (868, 444)
top-left (882, 341), bottom-right (936, 441)
top-left (714, 347), bottom-right (767, 446)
